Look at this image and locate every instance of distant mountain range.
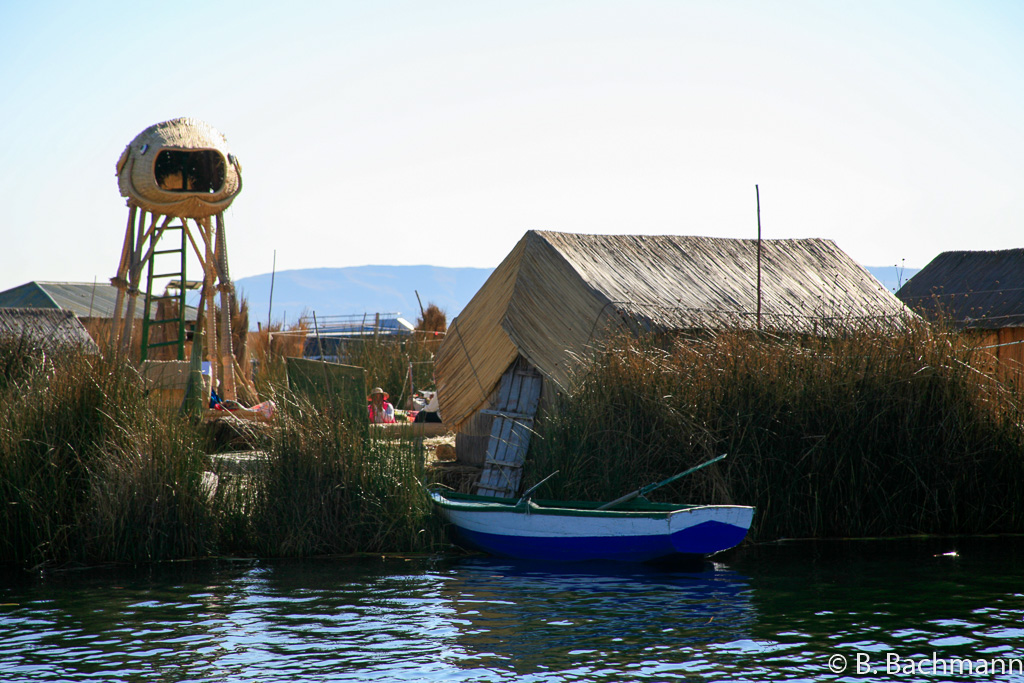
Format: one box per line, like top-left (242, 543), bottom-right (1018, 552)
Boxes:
top-left (234, 266), bottom-right (493, 329)
top-left (234, 264), bottom-right (919, 330)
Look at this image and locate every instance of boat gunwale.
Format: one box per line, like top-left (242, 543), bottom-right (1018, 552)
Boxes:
top-left (429, 489), bottom-right (754, 520)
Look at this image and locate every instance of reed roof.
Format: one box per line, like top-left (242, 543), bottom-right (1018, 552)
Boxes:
top-left (0, 308), bottom-right (99, 352)
top-left (896, 248), bottom-right (1024, 329)
top-left (436, 230), bottom-right (912, 431)
top-left (116, 117), bottom-right (242, 218)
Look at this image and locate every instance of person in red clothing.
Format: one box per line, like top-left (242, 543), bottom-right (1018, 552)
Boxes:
top-left (367, 387), bottom-right (396, 424)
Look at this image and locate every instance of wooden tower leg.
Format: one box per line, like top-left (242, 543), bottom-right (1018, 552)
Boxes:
top-left (214, 213), bottom-right (237, 402)
top-left (120, 211), bottom-right (163, 355)
top-left (109, 205), bottom-right (137, 355)
top-left (198, 217), bottom-right (221, 399)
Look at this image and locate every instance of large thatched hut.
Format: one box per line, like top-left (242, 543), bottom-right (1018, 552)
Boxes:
top-left (435, 230), bottom-right (912, 496)
top-left (897, 248), bottom-right (1024, 379)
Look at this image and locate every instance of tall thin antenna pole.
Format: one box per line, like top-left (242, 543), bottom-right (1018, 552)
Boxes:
top-left (415, 289), bottom-right (426, 321)
top-left (756, 185), bottom-right (762, 332)
top-left (88, 276), bottom-right (97, 320)
top-left (267, 249), bottom-right (276, 331)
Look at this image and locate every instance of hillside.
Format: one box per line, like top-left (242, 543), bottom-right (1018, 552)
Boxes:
top-left (234, 265), bottom-right (493, 328)
top-left (234, 264), bottom-right (915, 329)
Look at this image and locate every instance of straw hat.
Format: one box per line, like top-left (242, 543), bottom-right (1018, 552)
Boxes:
top-left (368, 387), bottom-right (389, 401)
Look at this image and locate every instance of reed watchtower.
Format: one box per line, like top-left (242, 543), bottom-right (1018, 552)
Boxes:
top-left (110, 117), bottom-right (243, 402)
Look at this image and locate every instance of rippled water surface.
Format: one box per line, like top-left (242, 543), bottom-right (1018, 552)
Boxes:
top-left (3, 537), bottom-right (1024, 681)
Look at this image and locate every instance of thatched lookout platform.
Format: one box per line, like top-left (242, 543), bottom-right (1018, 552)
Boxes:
top-left (115, 117), bottom-right (242, 219)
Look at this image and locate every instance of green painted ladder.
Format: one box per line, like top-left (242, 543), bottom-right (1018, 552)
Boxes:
top-left (140, 220), bottom-right (192, 361)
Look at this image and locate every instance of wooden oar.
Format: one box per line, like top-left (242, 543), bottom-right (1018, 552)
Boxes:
top-left (515, 470), bottom-right (560, 506)
top-left (597, 453), bottom-right (728, 510)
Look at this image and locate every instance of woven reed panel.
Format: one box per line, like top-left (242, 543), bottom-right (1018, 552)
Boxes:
top-left (434, 237), bottom-right (524, 431)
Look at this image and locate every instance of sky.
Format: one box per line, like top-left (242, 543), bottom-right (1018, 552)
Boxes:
top-left (2, 0), bottom-right (1022, 295)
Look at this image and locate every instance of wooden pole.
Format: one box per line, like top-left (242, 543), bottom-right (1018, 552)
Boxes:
top-left (201, 218), bottom-right (220, 400)
top-left (109, 205), bottom-right (137, 355)
top-left (267, 249), bottom-right (276, 332)
top-left (756, 185), bottom-right (762, 332)
top-left (213, 213), bottom-right (237, 401)
top-left (121, 210), bottom-right (158, 354)
top-left (415, 289), bottom-right (426, 322)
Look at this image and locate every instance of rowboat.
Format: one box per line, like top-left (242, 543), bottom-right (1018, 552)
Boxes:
top-left (429, 489), bottom-right (754, 562)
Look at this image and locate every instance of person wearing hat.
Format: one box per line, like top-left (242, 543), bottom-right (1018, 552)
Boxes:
top-left (367, 387), bottom-right (396, 424)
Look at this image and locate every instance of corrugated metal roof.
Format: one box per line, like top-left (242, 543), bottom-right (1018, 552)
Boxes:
top-left (896, 248), bottom-right (1024, 329)
top-left (0, 308), bottom-right (99, 352)
top-left (436, 230), bottom-right (914, 432)
top-left (0, 282), bottom-right (198, 321)
top-left (0, 282), bottom-right (58, 309)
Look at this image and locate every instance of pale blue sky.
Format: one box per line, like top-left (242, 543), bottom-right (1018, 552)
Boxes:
top-left (2, 1), bottom-right (1022, 294)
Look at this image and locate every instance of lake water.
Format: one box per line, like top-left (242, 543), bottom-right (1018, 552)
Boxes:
top-left (2, 537), bottom-right (1024, 682)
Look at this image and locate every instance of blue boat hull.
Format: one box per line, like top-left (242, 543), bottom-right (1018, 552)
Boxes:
top-left (431, 491), bottom-right (754, 563)
top-left (452, 519), bottom-right (750, 562)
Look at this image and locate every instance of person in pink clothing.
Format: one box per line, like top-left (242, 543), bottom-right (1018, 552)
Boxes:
top-left (367, 387), bottom-right (396, 424)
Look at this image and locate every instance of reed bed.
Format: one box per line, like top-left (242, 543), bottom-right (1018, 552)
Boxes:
top-left (530, 321), bottom-right (1024, 540)
top-left (0, 335), bottom-right (443, 568)
top-left (217, 396), bottom-right (442, 557)
top-left (0, 338), bottom-right (214, 566)
top-left (339, 336), bottom-right (439, 409)
top-left (248, 318), bottom-right (310, 395)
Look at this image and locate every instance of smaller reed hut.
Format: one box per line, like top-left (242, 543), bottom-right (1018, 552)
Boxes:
top-left (0, 308), bottom-right (99, 353)
top-left (897, 248), bottom-right (1024, 380)
top-left (436, 230), bottom-right (912, 496)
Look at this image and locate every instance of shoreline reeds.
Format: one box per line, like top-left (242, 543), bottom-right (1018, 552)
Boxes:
top-left (530, 320), bottom-right (1024, 540)
top-left (0, 334), bottom-right (444, 569)
top-left (6, 311), bottom-right (1024, 567)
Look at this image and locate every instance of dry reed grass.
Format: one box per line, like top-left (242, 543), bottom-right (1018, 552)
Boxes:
top-left (530, 320), bottom-right (1024, 540)
top-left (416, 303), bottom-right (447, 333)
top-left (0, 332), bottom-right (445, 567)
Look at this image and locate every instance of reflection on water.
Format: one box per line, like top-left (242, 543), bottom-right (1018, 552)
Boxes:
top-left (438, 558), bottom-right (755, 676)
top-left (1, 537), bottom-right (1024, 681)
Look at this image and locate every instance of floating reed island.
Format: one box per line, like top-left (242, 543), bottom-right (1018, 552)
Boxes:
top-left (2, 314), bottom-right (1024, 568)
